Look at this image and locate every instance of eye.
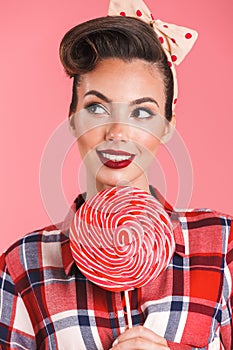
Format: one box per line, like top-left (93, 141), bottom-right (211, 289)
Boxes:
top-left (86, 103), bottom-right (109, 115)
top-left (131, 107), bottom-right (154, 120)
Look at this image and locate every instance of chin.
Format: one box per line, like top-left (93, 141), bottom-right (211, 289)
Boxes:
top-left (95, 165), bottom-right (147, 191)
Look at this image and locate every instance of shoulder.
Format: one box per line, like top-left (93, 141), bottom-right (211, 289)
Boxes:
top-left (174, 207), bottom-right (233, 255)
top-left (176, 207), bottom-right (232, 227)
top-left (1, 224), bottom-right (68, 281)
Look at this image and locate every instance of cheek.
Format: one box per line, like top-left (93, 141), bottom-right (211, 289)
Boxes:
top-left (136, 132), bottom-right (161, 154)
top-left (77, 129), bottom-right (103, 156)
top-left (144, 141), bottom-right (160, 157)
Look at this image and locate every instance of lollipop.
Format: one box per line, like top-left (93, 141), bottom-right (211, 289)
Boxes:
top-left (70, 186), bottom-right (175, 326)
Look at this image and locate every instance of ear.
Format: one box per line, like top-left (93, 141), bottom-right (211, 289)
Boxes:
top-left (160, 114), bottom-right (176, 144)
top-left (69, 114), bottom-right (77, 137)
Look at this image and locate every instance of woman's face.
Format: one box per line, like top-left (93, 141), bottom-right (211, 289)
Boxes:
top-left (71, 58), bottom-right (174, 197)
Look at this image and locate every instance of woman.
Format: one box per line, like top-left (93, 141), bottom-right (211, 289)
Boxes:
top-left (0, 1), bottom-right (232, 349)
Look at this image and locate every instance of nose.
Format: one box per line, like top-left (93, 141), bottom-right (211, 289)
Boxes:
top-left (105, 122), bottom-right (129, 142)
top-left (105, 104), bottom-right (131, 142)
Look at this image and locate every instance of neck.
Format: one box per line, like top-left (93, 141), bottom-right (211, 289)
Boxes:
top-left (85, 172), bottom-right (150, 200)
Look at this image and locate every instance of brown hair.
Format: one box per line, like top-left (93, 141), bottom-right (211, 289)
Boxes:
top-left (59, 16), bottom-right (173, 121)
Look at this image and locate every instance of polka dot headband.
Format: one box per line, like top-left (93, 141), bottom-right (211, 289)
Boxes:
top-left (108, 0), bottom-right (198, 111)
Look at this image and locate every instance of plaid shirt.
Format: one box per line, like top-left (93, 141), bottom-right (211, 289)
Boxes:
top-left (0, 187), bottom-right (232, 350)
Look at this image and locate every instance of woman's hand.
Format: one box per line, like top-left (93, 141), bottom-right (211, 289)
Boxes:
top-left (110, 326), bottom-right (170, 349)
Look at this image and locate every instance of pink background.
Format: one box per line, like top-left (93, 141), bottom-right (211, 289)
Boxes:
top-left (0, 0), bottom-right (232, 253)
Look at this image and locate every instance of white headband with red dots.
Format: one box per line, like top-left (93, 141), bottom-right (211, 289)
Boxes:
top-left (108, 0), bottom-right (198, 112)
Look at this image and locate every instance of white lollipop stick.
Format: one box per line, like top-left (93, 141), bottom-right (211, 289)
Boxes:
top-left (124, 290), bottom-right (132, 328)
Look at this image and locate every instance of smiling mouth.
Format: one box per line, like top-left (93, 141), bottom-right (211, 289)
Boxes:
top-left (97, 150), bottom-right (135, 169)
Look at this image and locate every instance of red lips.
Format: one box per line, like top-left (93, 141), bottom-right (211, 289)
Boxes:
top-left (97, 149), bottom-right (135, 169)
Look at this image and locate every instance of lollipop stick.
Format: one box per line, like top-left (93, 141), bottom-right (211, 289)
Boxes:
top-left (124, 290), bottom-right (132, 328)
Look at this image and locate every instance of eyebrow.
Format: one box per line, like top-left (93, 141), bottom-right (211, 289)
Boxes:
top-left (130, 97), bottom-right (159, 108)
top-left (84, 90), bottom-right (112, 103)
top-left (84, 90), bottom-right (160, 108)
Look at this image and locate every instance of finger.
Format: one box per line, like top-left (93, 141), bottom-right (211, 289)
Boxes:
top-left (110, 337), bottom-right (169, 350)
top-left (112, 326), bottom-right (168, 346)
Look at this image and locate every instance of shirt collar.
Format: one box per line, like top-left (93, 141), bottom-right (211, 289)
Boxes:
top-left (149, 186), bottom-right (186, 256)
top-left (61, 187), bottom-right (186, 276)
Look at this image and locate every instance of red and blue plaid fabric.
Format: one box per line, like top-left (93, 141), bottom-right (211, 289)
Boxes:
top-left (0, 187), bottom-right (232, 349)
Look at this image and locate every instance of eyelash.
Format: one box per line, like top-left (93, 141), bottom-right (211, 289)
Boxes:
top-left (130, 107), bottom-right (154, 120)
top-left (84, 103), bottom-right (156, 120)
top-left (85, 103), bottom-right (109, 115)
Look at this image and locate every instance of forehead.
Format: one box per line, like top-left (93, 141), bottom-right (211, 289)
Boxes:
top-left (77, 58), bottom-right (165, 104)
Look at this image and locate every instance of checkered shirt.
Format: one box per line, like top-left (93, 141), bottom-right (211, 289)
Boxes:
top-left (0, 187), bottom-right (232, 349)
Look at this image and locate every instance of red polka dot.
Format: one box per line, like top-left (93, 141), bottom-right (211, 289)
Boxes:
top-left (171, 55), bottom-right (177, 62)
top-left (136, 9), bottom-right (142, 17)
top-left (163, 24), bottom-right (168, 28)
top-left (151, 13), bottom-right (154, 20)
top-left (168, 61), bottom-right (172, 67)
top-left (185, 33), bottom-right (192, 39)
top-left (159, 37), bottom-right (164, 44)
top-left (120, 11), bottom-right (126, 16)
top-left (171, 38), bottom-right (176, 44)
top-left (174, 98), bottom-right (177, 104)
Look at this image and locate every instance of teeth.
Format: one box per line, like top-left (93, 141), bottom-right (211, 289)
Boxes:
top-left (101, 152), bottom-right (132, 162)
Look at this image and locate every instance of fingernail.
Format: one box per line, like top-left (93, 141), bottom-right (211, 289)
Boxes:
top-left (112, 338), bottom-right (118, 346)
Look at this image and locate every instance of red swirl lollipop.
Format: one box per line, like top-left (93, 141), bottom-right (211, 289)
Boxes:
top-left (70, 186), bottom-right (175, 292)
